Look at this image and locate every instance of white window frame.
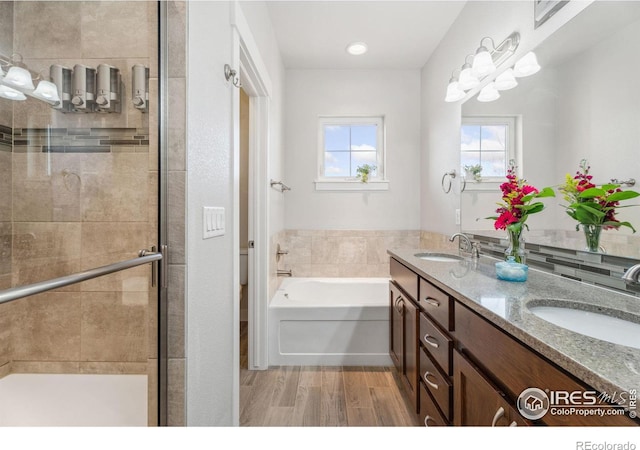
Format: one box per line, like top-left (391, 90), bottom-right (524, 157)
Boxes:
top-left (461, 115), bottom-right (520, 191)
top-left (315, 116), bottom-right (389, 191)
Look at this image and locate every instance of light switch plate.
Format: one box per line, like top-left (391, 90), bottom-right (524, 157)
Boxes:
top-left (203, 207), bottom-right (225, 239)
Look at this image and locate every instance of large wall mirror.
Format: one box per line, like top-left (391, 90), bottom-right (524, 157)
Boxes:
top-left (461, 1), bottom-right (640, 260)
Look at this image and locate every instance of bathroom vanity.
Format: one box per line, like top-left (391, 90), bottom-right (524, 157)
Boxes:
top-left (388, 250), bottom-right (640, 426)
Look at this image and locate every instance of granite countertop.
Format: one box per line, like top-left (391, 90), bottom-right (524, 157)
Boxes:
top-left (388, 248), bottom-right (640, 397)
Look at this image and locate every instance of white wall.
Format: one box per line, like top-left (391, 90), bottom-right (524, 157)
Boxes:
top-left (420, 0), bottom-right (593, 234)
top-left (284, 69), bottom-right (421, 230)
top-left (187, 0), bottom-right (235, 426)
top-left (186, 0), bottom-right (285, 426)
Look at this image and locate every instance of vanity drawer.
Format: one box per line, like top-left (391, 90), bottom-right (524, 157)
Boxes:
top-left (420, 346), bottom-right (452, 420)
top-left (419, 312), bottom-right (453, 375)
top-left (390, 258), bottom-right (418, 300)
top-left (419, 381), bottom-right (448, 427)
top-left (419, 278), bottom-right (453, 330)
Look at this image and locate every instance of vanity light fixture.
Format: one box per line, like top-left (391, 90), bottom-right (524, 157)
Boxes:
top-left (346, 42), bottom-right (368, 56)
top-left (31, 80), bottom-right (61, 103)
top-left (458, 55), bottom-right (480, 91)
top-left (0, 84), bottom-right (26, 101)
top-left (445, 73), bottom-right (466, 102)
top-left (477, 82), bottom-right (500, 102)
top-left (494, 68), bottom-right (518, 90)
top-left (513, 51), bottom-right (541, 77)
top-left (445, 32), bottom-right (520, 103)
top-left (3, 66), bottom-right (35, 90)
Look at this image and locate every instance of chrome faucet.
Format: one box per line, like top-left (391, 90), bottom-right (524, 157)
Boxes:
top-left (449, 233), bottom-right (480, 259)
top-left (622, 264), bottom-right (640, 285)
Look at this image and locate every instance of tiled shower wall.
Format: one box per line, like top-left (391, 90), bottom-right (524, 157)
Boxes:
top-left (166, 0), bottom-right (187, 426)
top-left (0, 1), bottom-right (159, 424)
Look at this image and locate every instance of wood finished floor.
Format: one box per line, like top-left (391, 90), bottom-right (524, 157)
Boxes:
top-left (239, 322), bottom-right (419, 427)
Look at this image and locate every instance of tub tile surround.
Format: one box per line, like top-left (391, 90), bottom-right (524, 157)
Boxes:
top-left (279, 230), bottom-right (422, 278)
top-left (389, 248), bottom-right (640, 399)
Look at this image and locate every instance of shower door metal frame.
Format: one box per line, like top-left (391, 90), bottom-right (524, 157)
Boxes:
top-left (157, 0), bottom-right (170, 427)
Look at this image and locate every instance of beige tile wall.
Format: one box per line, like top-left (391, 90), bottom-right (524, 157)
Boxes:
top-left (166, 0), bottom-right (187, 427)
top-left (277, 230), bottom-right (423, 279)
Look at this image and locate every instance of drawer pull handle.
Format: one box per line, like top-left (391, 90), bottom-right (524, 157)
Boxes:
top-left (423, 334), bottom-right (440, 348)
top-left (491, 406), bottom-right (505, 427)
top-left (424, 371), bottom-right (439, 390)
top-left (424, 297), bottom-right (440, 307)
top-left (509, 421), bottom-right (518, 427)
top-left (424, 415), bottom-right (436, 427)
top-left (394, 296), bottom-right (403, 313)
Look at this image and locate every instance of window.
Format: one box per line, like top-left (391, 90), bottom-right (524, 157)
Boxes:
top-left (316, 116), bottom-right (387, 191)
top-left (461, 116), bottom-right (517, 186)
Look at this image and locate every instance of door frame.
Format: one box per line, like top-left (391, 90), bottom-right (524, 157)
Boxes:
top-left (231, 3), bottom-right (272, 379)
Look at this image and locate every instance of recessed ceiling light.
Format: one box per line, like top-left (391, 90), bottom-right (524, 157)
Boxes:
top-left (346, 42), bottom-right (368, 56)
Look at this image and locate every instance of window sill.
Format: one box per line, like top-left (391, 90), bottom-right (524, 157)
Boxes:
top-left (314, 180), bottom-right (390, 191)
top-left (463, 180), bottom-right (501, 192)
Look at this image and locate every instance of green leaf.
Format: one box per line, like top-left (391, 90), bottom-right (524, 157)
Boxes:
top-left (520, 203), bottom-right (545, 214)
top-left (536, 186), bottom-right (556, 198)
top-left (578, 187), bottom-right (606, 199)
top-left (601, 184), bottom-right (619, 191)
top-left (606, 190), bottom-right (640, 202)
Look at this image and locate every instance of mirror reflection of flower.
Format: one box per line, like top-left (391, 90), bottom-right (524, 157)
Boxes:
top-left (559, 159), bottom-right (639, 232)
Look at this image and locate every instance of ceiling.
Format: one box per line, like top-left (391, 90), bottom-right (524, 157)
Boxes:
top-left (265, 1), bottom-right (466, 69)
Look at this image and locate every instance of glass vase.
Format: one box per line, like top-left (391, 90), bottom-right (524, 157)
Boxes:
top-left (582, 223), bottom-right (603, 253)
top-left (505, 227), bottom-right (526, 265)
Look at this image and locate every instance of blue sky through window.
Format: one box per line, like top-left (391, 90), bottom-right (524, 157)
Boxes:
top-left (324, 124), bottom-right (378, 177)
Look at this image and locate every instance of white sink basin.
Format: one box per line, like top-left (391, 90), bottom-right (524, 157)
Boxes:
top-left (527, 303), bottom-right (640, 349)
top-left (414, 252), bottom-right (463, 262)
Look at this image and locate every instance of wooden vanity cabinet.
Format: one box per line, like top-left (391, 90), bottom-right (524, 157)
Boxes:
top-left (454, 350), bottom-right (527, 426)
top-left (389, 256), bottom-right (638, 427)
top-left (389, 280), bottom-right (418, 411)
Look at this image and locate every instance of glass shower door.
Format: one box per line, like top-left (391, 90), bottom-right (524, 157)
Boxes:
top-left (0, 0), bottom-right (164, 426)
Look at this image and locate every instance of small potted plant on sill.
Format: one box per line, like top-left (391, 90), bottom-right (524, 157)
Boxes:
top-left (464, 164), bottom-right (483, 182)
top-left (356, 164), bottom-right (376, 183)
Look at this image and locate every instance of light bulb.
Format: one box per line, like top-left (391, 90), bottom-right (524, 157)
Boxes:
top-left (494, 68), bottom-right (518, 90)
top-left (459, 63), bottom-right (480, 91)
top-left (3, 66), bottom-right (35, 90)
top-left (472, 46), bottom-right (496, 78)
top-left (32, 80), bottom-right (61, 103)
top-left (513, 51), bottom-right (541, 77)
top-left (477, 82), bottom-right (500, 102)
top-left (0, 85), bottom-right (27, 101)
top-left (346, 42), bottom-right (368, 56)
top-left (445, 78), bottom-right (466, 102)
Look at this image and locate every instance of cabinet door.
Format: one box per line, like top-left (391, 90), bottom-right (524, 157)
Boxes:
top-left (453, 350), bottom-right (516, 426)
top-left (389, 283), bottom-right (403, 373)
top-left (403, 296), bottom-right (418, 403)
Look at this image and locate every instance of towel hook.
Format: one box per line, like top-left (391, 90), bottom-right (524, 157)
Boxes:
top-left (224, 64), bottom-right (241, 88)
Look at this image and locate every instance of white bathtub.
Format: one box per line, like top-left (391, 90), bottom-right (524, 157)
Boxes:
top-left (268, 278), bottom-right (392, 366)
top-left (0, 373), bottom-right (147, 426)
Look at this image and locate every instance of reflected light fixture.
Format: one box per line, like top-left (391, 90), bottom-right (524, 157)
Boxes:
top-left (445, 74), bottom-right (466, 102)
top-left (458, 55), bottom-right (480, 91)
top-left (513, 51), bottom-right (541, 77)
top-left (494, 68), bottom-right (518, 90)
top-left (3, 66), bottom-right (35, 90)
top-left (477, 82), bottom-right (500, 102)
top-left (346, 42), bottom-right (368, 56)
top-left (32, 80), bottom-right (61, 103)
top-left (0, 85), bottom-right (27, 101)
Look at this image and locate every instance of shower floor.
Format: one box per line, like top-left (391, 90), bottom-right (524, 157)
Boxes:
top-left (0, 373), bottom-right (147, 426)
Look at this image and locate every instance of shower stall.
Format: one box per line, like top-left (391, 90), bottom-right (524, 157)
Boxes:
top-left (0, 1), bottom-right (178, 426)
